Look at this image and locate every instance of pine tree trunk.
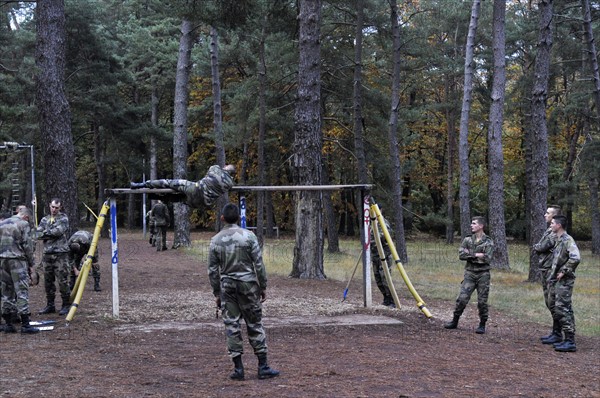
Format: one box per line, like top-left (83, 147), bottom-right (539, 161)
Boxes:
top-left (210, 26), bottom-right (228, 231)
top-left (458, 0), bottom-right (480, 239)
top-left (35, 0), bottom-right (78, 234)
top-left (487, 0), bottom-right (509, 270)
top-left (290, 0), bottom-right (325, 279)
top-left (387, 0), bottom-right (407, 263)
top-left (150, 85), bottom-right (159, 180)
top-left (172, 19), bottom-right (194, 248)
top-left (445, 77), bottom-right (456, 244)
top-left (257, 18), bottom-right (267, 244)
top-left (581, 0), bottom-right (600, 114)
top-left (527, 0), bottom-right (553, 281)
top-left (581, 0), bottom-right (600, 255)
top-left (352, 0), bottom-right (368, 255)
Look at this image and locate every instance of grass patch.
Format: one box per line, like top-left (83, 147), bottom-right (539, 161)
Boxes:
top-left (188, 237), bottom-right (600, 337)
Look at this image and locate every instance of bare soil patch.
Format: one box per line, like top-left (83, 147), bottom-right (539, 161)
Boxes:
top-left (2, 232), bottom-right (599, 398)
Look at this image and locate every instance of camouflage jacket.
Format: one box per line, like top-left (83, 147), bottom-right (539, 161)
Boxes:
top-left (547, 233), bottom-right (581, 282)
top-left (532, 227), bottom-right (556, 270)
top-left (151, 202), bottom-right (170, 227)
top-left (68, 230), bottom-right (96, 254)
top-left (36, 212), bottom-right (70, 254)
top-left (459, 233), bottom-right (494, 272)
top-left (208, 223), bottom-right (267, 297)
top-left (0, 215), bottom-right (35, 266)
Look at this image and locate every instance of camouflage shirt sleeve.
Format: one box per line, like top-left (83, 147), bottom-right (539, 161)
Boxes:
top-left (459, 237), bottom-right (474, 261)
top-left (533, 228), bottom-right (555, 253)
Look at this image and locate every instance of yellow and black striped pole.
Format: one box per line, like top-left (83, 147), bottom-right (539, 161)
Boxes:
top-left (369, 213), bottom-right (402, 309)
top-left (66, 200), bottom-right (110, 322)
top-left (369, 199), bottom-right (432, 318)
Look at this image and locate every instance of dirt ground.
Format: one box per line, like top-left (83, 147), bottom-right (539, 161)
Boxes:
top-left (1, 231), bottom-right (599, 398)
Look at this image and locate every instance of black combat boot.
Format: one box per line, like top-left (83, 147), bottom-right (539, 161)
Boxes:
top-left (58, 299), bottom-right (71, 316)
top-left (130, 182), bottom-right (147, 189)
top-left (541, 332), bottom-right (562, 345)
top-left (94, 277), bottom-right (102, 292)
top-left (541, 320), bottom-right (562, 343)
top-left (2, 313), bottom-right (16, 333)
top-left (475, 321), bottom-right (486, 334)
top-left (230, 355), bottom-right (244, 380)
top-left (20, 314), bottom-right (40, 334)
top-left (444, 315), bottom-right (460, 329)
top-left (38, 301), bottom-right (56, 315)
top-left (382, 296), bottom-right (396, 308)
top-left (257, 353), bottom-right (280, 379)
top-left (3, 313), bottom-right (17, 333)
top-left (554, 332), bottom-right (576, 352)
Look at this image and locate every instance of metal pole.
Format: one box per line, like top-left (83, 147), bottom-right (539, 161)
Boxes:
top-left (110, 197), bottom-right (119, 318)
top-left (362, 190), bottom-right (372, 307)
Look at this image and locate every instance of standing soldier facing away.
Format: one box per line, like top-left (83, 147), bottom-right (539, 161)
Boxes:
top-left (532, 205), bottom-right (562, 344)
top-left (444, 216), bottom-right (494, 334)
top-left (36, 198), bottom-right (71, 316)
top-left (208, 203), bottom-right (279, 381)
top-left (150, 200), bottom-right (170, 252)
top-left (546, 215), bottom-right (581, 352)
top-left (68, 230), bottom-right (101, 292)
top-left (0, 207), bottom-right (40, 334)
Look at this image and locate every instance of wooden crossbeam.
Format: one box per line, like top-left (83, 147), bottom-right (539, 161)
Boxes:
top-left (106, 184), bottom-right (372, 195)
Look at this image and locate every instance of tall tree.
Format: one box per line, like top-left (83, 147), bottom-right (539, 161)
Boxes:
top-left (352, 0), bottom-right (368, 253)
top-left (526, 0), bottom-right (553, 280)
top-left (458, 0), bottom-right (481, 239)
top-left (35, 0), bottom-right (78, 232)
top-left (386, 0), bottom-right (407, 263)
top-left (290, 0), bottom-right (324, 279)
top-left (487, 0), bottom-right (509, 269)
top-left (210, 25), bottom-right (228, 231)
top-left (172, 19), bottom-right (194, 248)
top-left (581, 0), bottom-right (600, 255)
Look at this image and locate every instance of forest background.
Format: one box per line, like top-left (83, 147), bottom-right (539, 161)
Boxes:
top-left (0, 0), bottom-right (598, 280)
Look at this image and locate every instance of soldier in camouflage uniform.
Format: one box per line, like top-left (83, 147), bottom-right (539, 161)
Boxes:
top-left (150, 200), bottom-right (170, 251)
top-left (146, 210), bottom-right (156, 247)
top-left (36, 198), bottom-right (72, 316)
top-left (68, 230), bottom-right (101, 292)
top-left (130, 164), bottom-right (235, 209)
top-left (532, 205), bottom-right (561, 344)
top-left (370, 218), bottom-right (395, 307)
top-left (0, 207), bottom-right (39, 334)
top-left (546, 215), bottom-right (581, 353)
top-left (0, 210), bottom-right (10, 332)
top-left (208, 203), bottom-right (279, 381)
top-left (444, 216), bottom-right (494, 334)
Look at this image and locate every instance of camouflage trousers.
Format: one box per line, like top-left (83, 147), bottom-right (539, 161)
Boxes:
top-left (220, 278), bottom-right (267, 358)
top-left (155, 225), bottom-right (168, 250)
top-left (371, 249), bottom-right (393, 299)
top-left (549, 276), bottom-right (576, 337)
top-left (145, 179), bottom-right (207, 209)
top-left (539, 268), bottom-right (556, 319)
top-left (453, 269), bottom-right (490, 322)
top-left (0, 258), bottom-right (32, 316)
top-left (70, 259), bottom-right (101, 290)
top-left (42, 253), bottom-right (71, 303)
